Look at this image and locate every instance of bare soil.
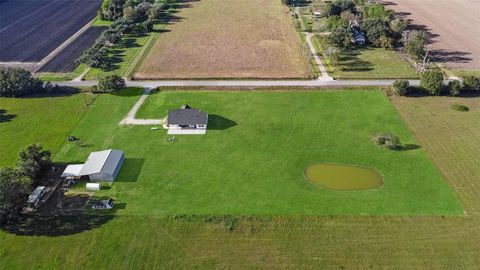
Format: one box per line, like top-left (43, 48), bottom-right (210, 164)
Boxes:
top-left (381, 0), bottom-right (480, 69)
top-left (135, 0), bottom-right (312, 79)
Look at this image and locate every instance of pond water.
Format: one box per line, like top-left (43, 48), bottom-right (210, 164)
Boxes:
top-left (305, 164), bottom-right (383, 191)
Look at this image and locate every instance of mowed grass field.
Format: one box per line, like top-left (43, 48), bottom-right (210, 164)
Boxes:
top-left (0, 94), bottom-right (90, 167)
top-left (2, 93), bottom-right (480, 269)
top-left (54, 90), bottom-right (460, 216)
top-left (135, 0), bottom-right (311, 79)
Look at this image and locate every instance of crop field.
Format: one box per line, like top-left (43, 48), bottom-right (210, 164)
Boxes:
top-left (135, 0), bottom-right (311, 79)
top-left (380, 0), bottom-right (480, 70)
top-left (0, 94), bottom-right (90, 167)
top-left (0, 0), bottom-right (100, 62)
top-left (53, 89), bottom-right (461, 216)
top-left (392, 96), bottom-right (480, 215)
top-left (2, 92), bottom-right (480, 268)
top-left (39, 27), bottom-right (106, 73)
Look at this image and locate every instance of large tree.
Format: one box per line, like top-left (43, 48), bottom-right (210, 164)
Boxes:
top-left (327, 16), bottom-right (352, 48)
top-left (362, 18), bottom-right (388, 47)
top-left (101, 0), bottom-right (126, 21)
top-left (420, 70), bottom-right (444, 96)
top-left (96, 74), bottom-right (126, 93)
top-left (16, 144), bottom-right (51, 181)
top-left (0, 167), bottom-right (31, 224)
top-left (404, 31), bottom-right (427, 61)
top-left (0, 68), bottom-right (44, 97)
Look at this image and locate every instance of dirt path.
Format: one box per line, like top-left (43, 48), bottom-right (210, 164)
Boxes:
top-left (294, 7), bottom-right (332, 80)
top-left (119, 88), bottom-right (165, 125)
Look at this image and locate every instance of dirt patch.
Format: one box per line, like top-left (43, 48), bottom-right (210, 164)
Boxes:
top-left (135, 0), bottom-right (311, 79)
top-left (380, 0), bottom-right (480, 69)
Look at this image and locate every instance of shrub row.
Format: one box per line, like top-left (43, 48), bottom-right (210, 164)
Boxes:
top-left (392, 74), bottom-right (480, 97)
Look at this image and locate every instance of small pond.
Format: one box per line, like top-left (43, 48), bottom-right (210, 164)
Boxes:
top-left (305, 164), bottom-right (383, 191)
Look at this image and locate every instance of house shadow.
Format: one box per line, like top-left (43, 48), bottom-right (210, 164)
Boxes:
top-left (208, 114), bottom-right (237, 130)
top-left (0, 109), bottom-right (15, 123)
top-left (1, 214), bottom-right (115, 237)
top-left (116, 158), bottom-right (144, 182)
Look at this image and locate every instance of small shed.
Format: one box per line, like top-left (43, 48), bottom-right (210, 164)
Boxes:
top-left (79, 149), bottom-right (125, 182)
top-left (92, 198), bottom-right (115, 209)
top-left (61, 164), bottom-right (84, 178)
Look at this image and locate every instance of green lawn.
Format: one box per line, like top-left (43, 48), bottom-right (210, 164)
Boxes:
top-left (450, 69), bottom-right (480, 78)
top-left (1, 90), bottom-right (475, 269)
top-left (312, 35), bottom-right (418, 79)
top-left (56, 89), bottom-right (461, 216)
top-left (0, 94), bottom-right (91, 167)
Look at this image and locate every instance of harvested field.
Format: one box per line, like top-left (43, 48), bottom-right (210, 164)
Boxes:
top-left (39, 27), bottom-right (106, 73)
top-left (381, 0), bottom-right (480, 69)
top-left (135, 0), bottom-right (312, 79)
top-left (0, 0), bottom-right (100, 62)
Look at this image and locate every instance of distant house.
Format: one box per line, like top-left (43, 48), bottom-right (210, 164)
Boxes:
top-left (27, 186), bottom-right (46, 208)
top-left (164, 104), bottom-right (208, 135)
top-left (350, 21), bottom-right (366, 45)
top-left (61, 149), bottom-right (125, 182)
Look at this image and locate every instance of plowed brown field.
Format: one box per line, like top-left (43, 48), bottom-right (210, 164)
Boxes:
top-left (381, 0), bottom-right (480, 69)
top-left (135, 0), bottom-right (312, 79)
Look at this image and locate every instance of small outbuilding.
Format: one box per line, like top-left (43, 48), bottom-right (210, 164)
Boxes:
top-left (92, 198), bottom-right (115, 209)
top-left (164, 104), bottom-right (208, 135)
top-left (61, 164), bottom-right (84, 178)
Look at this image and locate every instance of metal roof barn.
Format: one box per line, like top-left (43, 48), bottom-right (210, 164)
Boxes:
top-left (79, 149), bottom-right (125, 182)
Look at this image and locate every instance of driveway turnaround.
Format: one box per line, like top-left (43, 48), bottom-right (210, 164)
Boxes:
top-left (119, 88), bottom-right (165, 125)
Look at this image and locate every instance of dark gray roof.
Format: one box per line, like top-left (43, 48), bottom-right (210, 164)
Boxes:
top-left (167, 107), bottom-right (208, 125)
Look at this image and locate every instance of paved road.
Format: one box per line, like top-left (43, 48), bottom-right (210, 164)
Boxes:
top-left (58, 79), bottom-right (421, 88)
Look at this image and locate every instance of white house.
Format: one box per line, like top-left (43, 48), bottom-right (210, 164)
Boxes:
top-left (61, 149), bottom-right (125, 182)
top-left (164, 104), bottom-right (208, 135)
top-left (350, 20), bottom-right (366, 45)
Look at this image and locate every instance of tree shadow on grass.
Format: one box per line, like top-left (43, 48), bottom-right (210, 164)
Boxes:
top-left (116, 158), bottom-right (145, 182)
top-left (111, 87), bottom-right (145, 97)
top-left (0, 109), bottom-right (16, 123)
top-left (1, 214), bottom-right (115, 237)
top-left (208, 114), bottom-right (237, 130)
top-left (397, 144), bottom-right (421, 151)
top-left (339, 48), bottom-right (374, 72)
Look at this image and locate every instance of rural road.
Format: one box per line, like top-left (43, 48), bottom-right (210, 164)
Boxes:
top-left (57, 79), bottom-right (421, 88)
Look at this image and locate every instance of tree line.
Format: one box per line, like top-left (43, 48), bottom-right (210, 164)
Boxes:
top-left (77, 0), bottom-right (170, 68)
top-left (0, 68), bottom-right (62, 97)
top-left (392, 73), bottom-right (480, 97)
